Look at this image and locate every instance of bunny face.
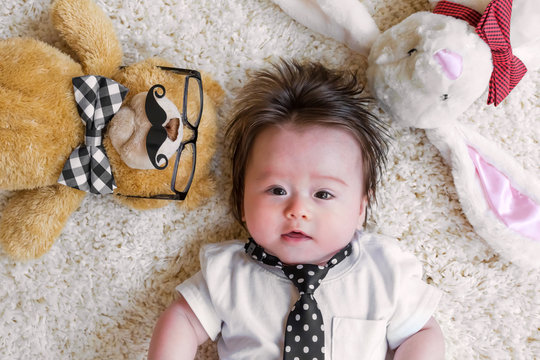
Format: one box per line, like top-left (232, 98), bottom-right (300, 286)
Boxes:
top-left (366, 12), bottom-right (492, 129)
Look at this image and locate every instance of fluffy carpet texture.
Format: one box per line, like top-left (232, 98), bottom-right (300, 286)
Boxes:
top-left (1, 0), bottom-right (539, 359)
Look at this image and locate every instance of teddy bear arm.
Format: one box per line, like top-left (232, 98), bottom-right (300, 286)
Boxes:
top-left (51, 0), bottom-right (123, 78)
top-left (0, 185), bottom-right (86, 260)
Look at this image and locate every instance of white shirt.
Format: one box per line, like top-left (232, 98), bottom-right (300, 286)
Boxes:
top-left (177, 231), bottom-right (441, 360)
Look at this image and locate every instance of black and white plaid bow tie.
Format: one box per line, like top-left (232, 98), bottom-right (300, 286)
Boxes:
top-left (245, 238), bottom-right (352, 360)
top-left (58, 76), bottom-right (128, 194)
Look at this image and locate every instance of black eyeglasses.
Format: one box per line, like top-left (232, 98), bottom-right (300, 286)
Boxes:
top-left (117, 65), bottom-right (203, 201)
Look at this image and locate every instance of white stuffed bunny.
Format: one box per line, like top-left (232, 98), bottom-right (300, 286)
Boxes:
top-left (271, 0), bottom-right (540, 269)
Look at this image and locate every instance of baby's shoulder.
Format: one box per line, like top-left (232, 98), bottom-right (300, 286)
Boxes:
top-left (198, 239), bottom-right (263, 290)
top-left (356, 232), bottom-right (418, 268)
top-left (358, 231), bottom-right (402, 252)
top-left (199, 239), bottom-right (246, 265)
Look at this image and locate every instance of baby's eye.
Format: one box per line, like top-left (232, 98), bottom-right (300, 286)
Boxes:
top-left (314, 191), bottom-right (333, 200)
top-left (407, 48), bottom-right (417, 56)
top-left (268, 187), bottom-right (287, 196)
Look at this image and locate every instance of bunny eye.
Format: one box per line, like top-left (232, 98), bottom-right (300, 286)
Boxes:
top-left (441, 94), bottom-right (449, 101)
top-left (407, 48), bottom-right (417, 56)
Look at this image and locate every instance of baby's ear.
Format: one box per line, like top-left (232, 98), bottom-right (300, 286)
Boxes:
top-left (357, 195), bottom-right (369, 229)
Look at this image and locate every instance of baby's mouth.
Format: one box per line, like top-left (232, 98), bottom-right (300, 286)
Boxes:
top-left (281, 231), bottom-right (312, 241)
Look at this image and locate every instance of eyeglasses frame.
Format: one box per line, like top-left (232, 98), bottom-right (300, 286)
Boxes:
top-left (116, 65), bottom-right (204, 201)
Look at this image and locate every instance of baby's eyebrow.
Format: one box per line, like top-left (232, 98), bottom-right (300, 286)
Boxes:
top-left (253, 170), bottom-right (276, 182)
top-left (254, 171), bottom-right (349, 187)
top-left (315, 175), bottom-right (349, 187)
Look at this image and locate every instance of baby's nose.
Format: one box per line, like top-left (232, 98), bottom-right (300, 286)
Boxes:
top-left (434, 49), bottom-right (463, 80)
top-left (285, 196), bottom-right (309, 220)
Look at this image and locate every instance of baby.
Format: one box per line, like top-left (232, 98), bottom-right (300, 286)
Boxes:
top-left (148, 60), bottom-right (444, 360)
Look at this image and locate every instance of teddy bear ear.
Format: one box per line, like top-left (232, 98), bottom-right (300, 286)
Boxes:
top-left (271, 0), bottom-right (380, 56)
top-left (201, 72), bottom-right (225, 107)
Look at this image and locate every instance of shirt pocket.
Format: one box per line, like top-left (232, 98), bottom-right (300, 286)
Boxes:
top-left (331, 317), bottom-right (387, 360)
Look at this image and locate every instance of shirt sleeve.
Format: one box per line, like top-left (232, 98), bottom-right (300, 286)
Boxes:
top-left (175, 241), bottom-right (246, 342)
top-left (176, 271), bottom-right (222, 341)
top-left (380, 239), bottom-right (442, 350)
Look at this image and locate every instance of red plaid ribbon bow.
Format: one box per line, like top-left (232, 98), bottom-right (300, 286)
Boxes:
top-left (434, 0), bottom-right (527, 106)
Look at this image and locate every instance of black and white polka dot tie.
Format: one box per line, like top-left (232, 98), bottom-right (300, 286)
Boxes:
top-left (245, 238), bottom-right (352, 360)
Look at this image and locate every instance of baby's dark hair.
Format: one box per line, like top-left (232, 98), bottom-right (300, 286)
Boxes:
top-left (225, 59), bottom-right (390, 224)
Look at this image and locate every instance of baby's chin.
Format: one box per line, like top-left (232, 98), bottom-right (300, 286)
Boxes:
top-left (278, 252), bottom-right (335, 266)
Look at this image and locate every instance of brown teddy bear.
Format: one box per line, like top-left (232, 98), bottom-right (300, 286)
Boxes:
top-left (0, 0), bottom-right (224, 260)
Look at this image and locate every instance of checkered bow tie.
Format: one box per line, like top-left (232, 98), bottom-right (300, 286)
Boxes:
top-left (434, 0), bottom-right (527, 106)
top-left (58, 76), bottom-right (128, 194)
top-left (245, 238), bottom-right (353, 360)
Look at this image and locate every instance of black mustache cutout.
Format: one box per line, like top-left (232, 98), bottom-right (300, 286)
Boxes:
top-left (145, 84), bottom-right (170, 170)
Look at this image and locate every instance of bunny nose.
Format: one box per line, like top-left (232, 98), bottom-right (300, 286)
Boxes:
top-left (434, 49), bottom-right (463, 80)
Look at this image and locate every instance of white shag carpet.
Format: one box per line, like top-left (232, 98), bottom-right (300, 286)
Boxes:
top-left (1, 0), bottom-right (539, 359)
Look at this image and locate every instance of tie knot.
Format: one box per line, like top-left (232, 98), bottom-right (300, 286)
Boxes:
top-left (282, 264), bottom-right (328, 294)
top-left (85, 128), bottom-right (103, 147)
top-left (491, 48), bottom-right (512, 62)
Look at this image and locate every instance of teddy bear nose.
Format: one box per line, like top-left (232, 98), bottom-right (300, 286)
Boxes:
top-left (434, 49), bottom-right (462, 80)
top-left (165, 118), bottom-right (180, 141)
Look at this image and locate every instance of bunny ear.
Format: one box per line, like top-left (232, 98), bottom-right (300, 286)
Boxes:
top-left (426, 124), bottom-right (540, 269)
top-left (271, 0), bottom-right (380, 56)
top-left (467, 146), bottom-right (540, 241)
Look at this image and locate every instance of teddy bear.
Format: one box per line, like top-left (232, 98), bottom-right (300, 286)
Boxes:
top-left (0, 0), bottom-right (224, 260)
top-left (271, 0), bottom-right (540, 268)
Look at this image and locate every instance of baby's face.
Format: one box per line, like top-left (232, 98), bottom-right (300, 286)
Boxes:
top-left (242, 124), bottom-right (367, 265)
